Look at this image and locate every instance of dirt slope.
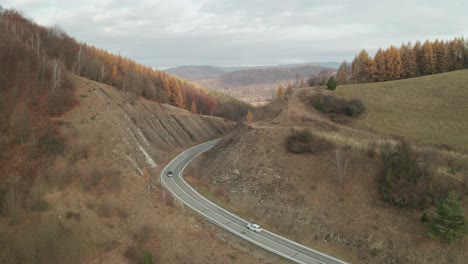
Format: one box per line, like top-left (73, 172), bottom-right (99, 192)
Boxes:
top-left (0, 75), bottom-right (274, 264)
top-left (192, 86), bottom-right (468, 263)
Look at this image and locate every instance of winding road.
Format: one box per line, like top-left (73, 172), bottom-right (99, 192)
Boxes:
top-left (160, 139), bottom-right (348, 264)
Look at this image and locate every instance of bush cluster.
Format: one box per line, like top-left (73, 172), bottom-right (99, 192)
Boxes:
top-left (311, 94), bottom-right (365, 119)
top-left (379, 142), bottom-right (434, 208)
top-left (287, 128), bottom-right (332, 154)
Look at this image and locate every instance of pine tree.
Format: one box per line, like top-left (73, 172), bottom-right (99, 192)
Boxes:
top-left (326, 76), bottom-right (338, 90)
top-left (429, 191), bottom-right (468, 242)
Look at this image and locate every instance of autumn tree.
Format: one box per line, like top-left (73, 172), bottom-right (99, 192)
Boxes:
top-left (336, 61), bottom-right (349, 85)
top-left (352, 50), bottom-right (374, 83)
top-left (421, 40), bottom-right (436, 75)
top-left (384, 46), bottom-right (403, 80)
top-left (373, 48), bottom-right (386, 81)
top-left (190, 100), bottom-right (197, 114)
top-left (413, 41), bottom-right (423, 76)
top-left (400, 42), bottom-right (417, 78)
top-left (246, 110), bottom-right (254, 124)
top-left (276, 85), bottom-right (284, 99)
top-left (433, 39), bottom-right (448, 73)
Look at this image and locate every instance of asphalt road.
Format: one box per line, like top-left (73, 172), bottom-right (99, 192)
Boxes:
top-left (160, 139), bottom-right (348, 264)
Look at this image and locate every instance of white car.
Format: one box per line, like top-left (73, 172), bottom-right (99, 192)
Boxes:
top-left (247, 223), bottom-right (262, 232)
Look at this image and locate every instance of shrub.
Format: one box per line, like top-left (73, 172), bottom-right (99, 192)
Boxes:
top-left (380, 141), bottom-right (434, 208)
top-left (342, 100), bottom-right (365, 117)
top-left (124, 245), bottom-right (140, 263)
top-left (118, 208), bottom-right (129, 220)
top-left (36, 128), bottom-right (65, 156)
top-left (326, 76), bottom-right (338, 90)
top-left (31, 200), bottom-right (49, 211)
top-left (139, 251), bottom-right (155, 264)
top-left (429, 191), bottom-right (468, 242)
top-left (287, 128), bottom-right (332, 154)
top-left (134, 225), bottom-right (153, 243)
top-left (311, 94), bottom-right (365, 120)
top-left (97, 200), bottom-right (113, 218)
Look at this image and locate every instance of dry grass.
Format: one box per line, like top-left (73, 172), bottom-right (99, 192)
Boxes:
top-left (192, 74), bottom-right (468, 263)
top-left (335, 70), bottom-right (468, 152)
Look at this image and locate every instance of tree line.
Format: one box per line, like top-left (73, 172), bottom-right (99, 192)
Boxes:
top-left (0, 8), bottom-right (250, 124)
top-left (336, 37), bottom-right (468, 84)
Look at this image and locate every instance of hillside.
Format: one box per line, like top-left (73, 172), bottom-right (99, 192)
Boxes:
top-left (194, 65), bottom-right (335, 103)
top-left (188, 72), bottom-right (468, 263)
top-left (336, 69), bottom-right (468, 152)
top-left (0, 9), bottom-right (272, 263)
top-left (0, 75), bottom-right (279, 264)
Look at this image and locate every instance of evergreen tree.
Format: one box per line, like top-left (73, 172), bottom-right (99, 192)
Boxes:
top-left (326, 76), bottom-right (338, 90)
top-left (429, 191), bottom-right (468, 242)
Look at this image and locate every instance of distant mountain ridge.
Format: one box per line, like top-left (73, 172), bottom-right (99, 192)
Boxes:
top-left (165, 63), bottom-right (337, 103)
top-left (165, 62), bottom-right (339, 81)
top-left (165, 65), bottom-right (225, 81)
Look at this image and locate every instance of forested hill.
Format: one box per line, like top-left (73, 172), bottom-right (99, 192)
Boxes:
top-left (0, 8), bottom-right (250, 122)
top-left (337, 37), bottom-right (468, 85)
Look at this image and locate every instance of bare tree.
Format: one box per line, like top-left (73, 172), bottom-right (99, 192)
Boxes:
top-left (4, 179), bottom-right (20, 224)
top-left (99, 64), bottom-right (107, 82)
top-left (50, 60), bottom-right (64, 94)
top-left (72, 45), bottom-right (85, 75)
top-left (332, 149), bottom-right (348, 186)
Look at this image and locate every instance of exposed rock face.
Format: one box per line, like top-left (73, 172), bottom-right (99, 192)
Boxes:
top-left (67, 76), bottom-right (233, 177)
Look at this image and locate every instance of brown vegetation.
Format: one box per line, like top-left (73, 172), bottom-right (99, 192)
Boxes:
top-left (337, 37), bottom-right (467, 85)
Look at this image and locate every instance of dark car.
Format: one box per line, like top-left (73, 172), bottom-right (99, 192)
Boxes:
top-left (167, 171), bottom-right (173, 177)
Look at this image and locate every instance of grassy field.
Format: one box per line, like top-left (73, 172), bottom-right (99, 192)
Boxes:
top-left (335, 70), bottom-right (468, 152)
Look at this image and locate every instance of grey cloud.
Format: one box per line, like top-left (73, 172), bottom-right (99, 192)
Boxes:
top-left (2, 0), bottom-right (467, 67)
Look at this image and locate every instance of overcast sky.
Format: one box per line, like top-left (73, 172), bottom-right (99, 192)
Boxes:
top-left (3, 0), bottom-right (468, 68)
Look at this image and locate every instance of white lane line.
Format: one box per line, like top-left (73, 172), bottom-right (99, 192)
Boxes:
top-left (161, 159), bottom-right (309, 263)
top-left (161, 143), bottom-right (322, 264)
top-left (175, 143), bottom-right (343, 264)
top-left (171, 144), bottom-right (328, 264)
top-left (160, 140), bottom-right (344, 264)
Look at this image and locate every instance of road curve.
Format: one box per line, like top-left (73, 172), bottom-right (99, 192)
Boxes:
top-left (160, 139), bottom-right (348, 264)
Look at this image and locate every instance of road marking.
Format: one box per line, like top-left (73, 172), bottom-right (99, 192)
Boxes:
top-left (160, 139), bottom-right (346, 264)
